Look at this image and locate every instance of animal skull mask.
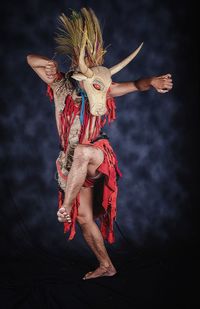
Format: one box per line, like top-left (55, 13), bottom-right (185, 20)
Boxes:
top-left (72, 30), bottom-right (143, 116)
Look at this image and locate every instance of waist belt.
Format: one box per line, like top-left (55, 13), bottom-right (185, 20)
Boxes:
top-left (90, 131), bottom-right (109, 144)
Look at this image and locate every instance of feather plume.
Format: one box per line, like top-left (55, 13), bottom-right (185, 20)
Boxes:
top-left (54, 7), bottom-right (106, 67)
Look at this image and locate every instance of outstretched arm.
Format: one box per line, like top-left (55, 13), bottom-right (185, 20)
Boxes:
top-left (109, 74), bottom-right (173, 97)
top-left (27, 54), bottom-right (59, 85)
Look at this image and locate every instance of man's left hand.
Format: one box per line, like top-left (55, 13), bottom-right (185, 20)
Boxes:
top-left (151, 73), bottom-right (173, 93)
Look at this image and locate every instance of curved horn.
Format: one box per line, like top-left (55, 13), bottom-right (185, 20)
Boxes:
top-left (79, 28), bottom-right (94, 78)
top-left (109, 42), bottom-right (143, 76)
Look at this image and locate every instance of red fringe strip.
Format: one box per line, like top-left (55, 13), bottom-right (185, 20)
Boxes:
top-left (58, 95), bottom-right (117, 150)
top-left (46, 85), bottom-right (54, 102)
top-left (96, 139), bottom-right (121, 243)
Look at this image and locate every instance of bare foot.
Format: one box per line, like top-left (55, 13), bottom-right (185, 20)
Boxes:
top-left (57, 206), bottom-right (72, 223)
top-left (83, 264), bottom-right (117, 280)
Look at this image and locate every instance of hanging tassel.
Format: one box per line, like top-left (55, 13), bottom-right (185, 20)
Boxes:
top-left (79, 89), bottom-right (87, 125)
top-left (46, 85), bottom-right (54, 102)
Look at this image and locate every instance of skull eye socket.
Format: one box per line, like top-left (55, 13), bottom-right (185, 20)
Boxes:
top-left (93, 83), bottom-right (101, 90)
top-left (92, 80), bottom-right (104, 91)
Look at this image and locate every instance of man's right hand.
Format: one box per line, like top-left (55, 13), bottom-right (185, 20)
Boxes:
top-left (27, 54), bottom-right (60, 85)
top-left (44, 60), bottom-right (58, 80)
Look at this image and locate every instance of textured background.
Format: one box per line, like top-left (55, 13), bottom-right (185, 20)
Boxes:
top-left (0, 0), bottom-right (198, 260)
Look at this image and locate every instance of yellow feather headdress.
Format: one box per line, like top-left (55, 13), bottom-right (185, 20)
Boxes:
top-left (54, 7), bottom-right (106, 68)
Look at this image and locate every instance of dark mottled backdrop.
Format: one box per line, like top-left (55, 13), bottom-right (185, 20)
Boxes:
top-left (0, 0), bottom-right (198, 306)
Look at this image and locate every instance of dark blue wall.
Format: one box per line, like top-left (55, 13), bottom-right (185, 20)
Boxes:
top-left (0, 0), bottom-right (197, 259)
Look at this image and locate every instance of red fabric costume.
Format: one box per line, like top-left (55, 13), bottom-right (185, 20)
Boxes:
top-left (47, 77), bottom-right (122, 244)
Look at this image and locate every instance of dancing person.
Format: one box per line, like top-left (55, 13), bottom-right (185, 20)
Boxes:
top-left (27, 7), bottom-right (173, 280)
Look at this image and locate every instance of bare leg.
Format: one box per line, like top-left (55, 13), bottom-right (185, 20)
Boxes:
top-left (57, 187), bottom-right (117, 279)
top-left (58, 144), bottom-right (104, 223)
top-left (77, 187), bottom-right (117, 280)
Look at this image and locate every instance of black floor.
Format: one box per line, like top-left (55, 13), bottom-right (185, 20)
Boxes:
top-left (0, 245), bottom-right (197, 309)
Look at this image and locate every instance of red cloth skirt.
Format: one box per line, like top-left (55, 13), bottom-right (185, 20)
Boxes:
top-left (57, 138), bottom-right (122, 244)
